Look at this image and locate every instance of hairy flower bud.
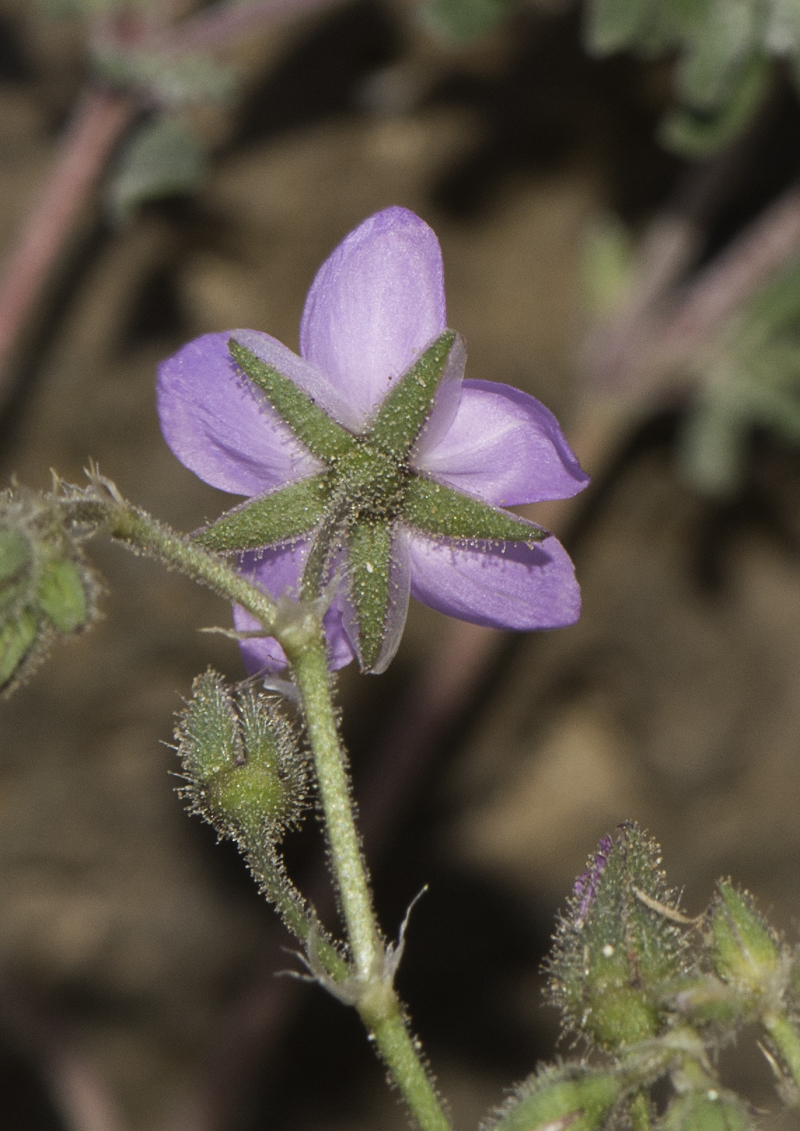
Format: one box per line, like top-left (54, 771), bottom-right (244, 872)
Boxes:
top-left (176, 670), bottom-right (307, 847)
top-left (548, 823), bottom-right (689, 1050)
top-left (483, 1064), bottom-right (620, 1131)
top-left (0, 486), bottom-right (99, 694)
top-left (709, 883), bottom-right (781, 996)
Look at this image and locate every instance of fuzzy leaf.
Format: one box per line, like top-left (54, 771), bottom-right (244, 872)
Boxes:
top-left (371, 331), bottom-right (456, 461)
top-left (196, 476), bottom-right (331, 552)
top-left (403, 476), bottom-right (545, 544)
top-left (230, 340), bottom-right (356, 464)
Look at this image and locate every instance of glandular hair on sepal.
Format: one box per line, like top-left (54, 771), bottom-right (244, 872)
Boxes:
top-left (176, 670), bottom-right (307, 848)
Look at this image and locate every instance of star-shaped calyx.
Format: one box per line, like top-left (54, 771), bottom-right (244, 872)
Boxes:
top-left (195, 332), bottom-right (548, 673)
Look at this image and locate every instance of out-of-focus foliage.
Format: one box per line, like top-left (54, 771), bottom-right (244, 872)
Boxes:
top-left (678, 257), bottom-right (800, 495)
top-left (585, 0), bottom-right (799, 156)
top-left (107, 116), bottom-right (208, 221)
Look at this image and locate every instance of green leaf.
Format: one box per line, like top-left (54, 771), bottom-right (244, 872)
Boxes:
top-left (346, 520), bottom-right (393, 673)
top-left (0, 609), bottom-right (38, 689)
top-left (584, 0), bottom-right (653, 55)
top-left (107, 117), bottom-right (208, 224)
top-left (370, 331), bottom-right (457, 462)
top-left (230, 340), bottom-right (356, 465)
top-left (402, 476), bottom-right (545, 544)
top-left (420, 0), bottom-right (522, 44)
top-left (661, 53), bottom-right (770, 157)
top-left (675, 0), bottom-right (759, 110)
top-left (195, 475), bottom-right (331, 552)
top-left (37, 559), bottom-right (87, 632)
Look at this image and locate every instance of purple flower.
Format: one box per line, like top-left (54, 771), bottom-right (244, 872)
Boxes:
top-left (157, 207), bottom-right (589, 674)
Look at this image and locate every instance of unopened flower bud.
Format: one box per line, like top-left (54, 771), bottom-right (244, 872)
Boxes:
top-left (709, 883), bottom-right (781, 995)
top-left (661, 1090), bottom-right (753, 1131)
top-left (177, 670), bottom-right (306, 846)
top-left (548, 823), bottom-right (688, 1050)
top-left (0, 486), bottom-right (99, 694)
top-left (485, 1064), bottom-right (620, 1131)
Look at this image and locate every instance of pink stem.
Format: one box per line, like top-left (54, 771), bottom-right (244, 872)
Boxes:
top-left (663, 181), bottom-right (800, 354)
top-left (0, 84), bottom-right (135, 411)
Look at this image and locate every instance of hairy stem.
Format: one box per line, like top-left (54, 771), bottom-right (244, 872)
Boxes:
top-left (288, 637), bottom-right (451, 1131)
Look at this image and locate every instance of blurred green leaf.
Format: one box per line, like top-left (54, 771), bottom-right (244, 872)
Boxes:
top-left (107, 117), bottom-right (207, 223)
top-left (660, 52), bottom-right (769, 157)
top-left (419, 0), bottom-right (522, 45)
top-left (584, 0), bottom-right (653, 55)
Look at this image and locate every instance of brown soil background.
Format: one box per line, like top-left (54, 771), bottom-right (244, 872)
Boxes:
top-left (1, 2), bottom-right (800, 1129)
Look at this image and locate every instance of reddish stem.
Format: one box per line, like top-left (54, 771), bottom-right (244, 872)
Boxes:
top-left (0, 84), bottom-right (136, 412)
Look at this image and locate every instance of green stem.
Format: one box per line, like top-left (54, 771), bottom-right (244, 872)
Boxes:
top-left (762, 1011), bottom-right (800, 1093)
top-left (77, 484), bottom-right (451, 1131)
top-left (290, 638), bottom-right (380, 979)
top-left (77, 489), bottom-right (279, 629)
top-left (289, 637), bottom-right (451, 1131)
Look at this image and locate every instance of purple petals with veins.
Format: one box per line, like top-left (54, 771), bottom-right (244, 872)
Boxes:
top-left (157, 206), bottom-right (589, 675)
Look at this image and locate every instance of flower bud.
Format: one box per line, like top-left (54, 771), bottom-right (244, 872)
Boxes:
top-left (0, 486), bottom-right (99, 693)
top-left (709, 883), bottom-right (781, 995)
top-left (661, 1091), bottom-right (753, 1131)
top-left (548, 823), bottom-right (688, 1050)
top-left (485, 1064), bottom-right (620, 1131)
top-left (177, 671), bottom-right (307, 846)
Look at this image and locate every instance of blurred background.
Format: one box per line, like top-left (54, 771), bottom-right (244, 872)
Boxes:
top-left (2, 0), bottom-right (800, 1127)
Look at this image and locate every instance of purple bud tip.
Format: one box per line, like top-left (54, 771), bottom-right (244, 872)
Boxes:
top-left (573, 834), bottom-right (613, 928)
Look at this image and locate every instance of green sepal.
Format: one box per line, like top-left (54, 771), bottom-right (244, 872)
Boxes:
top-left (0, 530), bottom-right (31, 587)
top-left (709, 882), bottom-right (781, 994)
top-left (230, 339), bottom-right (355, 464)
top-left (661, 1091), bottom-right (754, 1131)
top-left (370, 331), bottom-right (457, 461)
top-left (195, 475), bottom-right (331, 552)
top-left (346, 520), bottom-right (394, 673)
top-left (37, 559), bottom-right (88, 632)
top-left (0, 609), bottom-right (38, 689)
top-left (487, 1063), bottom-right (620, 1131)
top-left (402, 476), bottom-right (545, 544)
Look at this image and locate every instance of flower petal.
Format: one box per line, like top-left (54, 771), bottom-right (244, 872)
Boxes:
top-left (300, 207), bottom-right (446, 428)
top-left (157, 332), bottom-right (320, 494)
top-left (233, 544), bottom-right (355, 673)
top-left (407, 531), bottom-right (581, 630)
top-left (417, 380), bottom-right (590, 506)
